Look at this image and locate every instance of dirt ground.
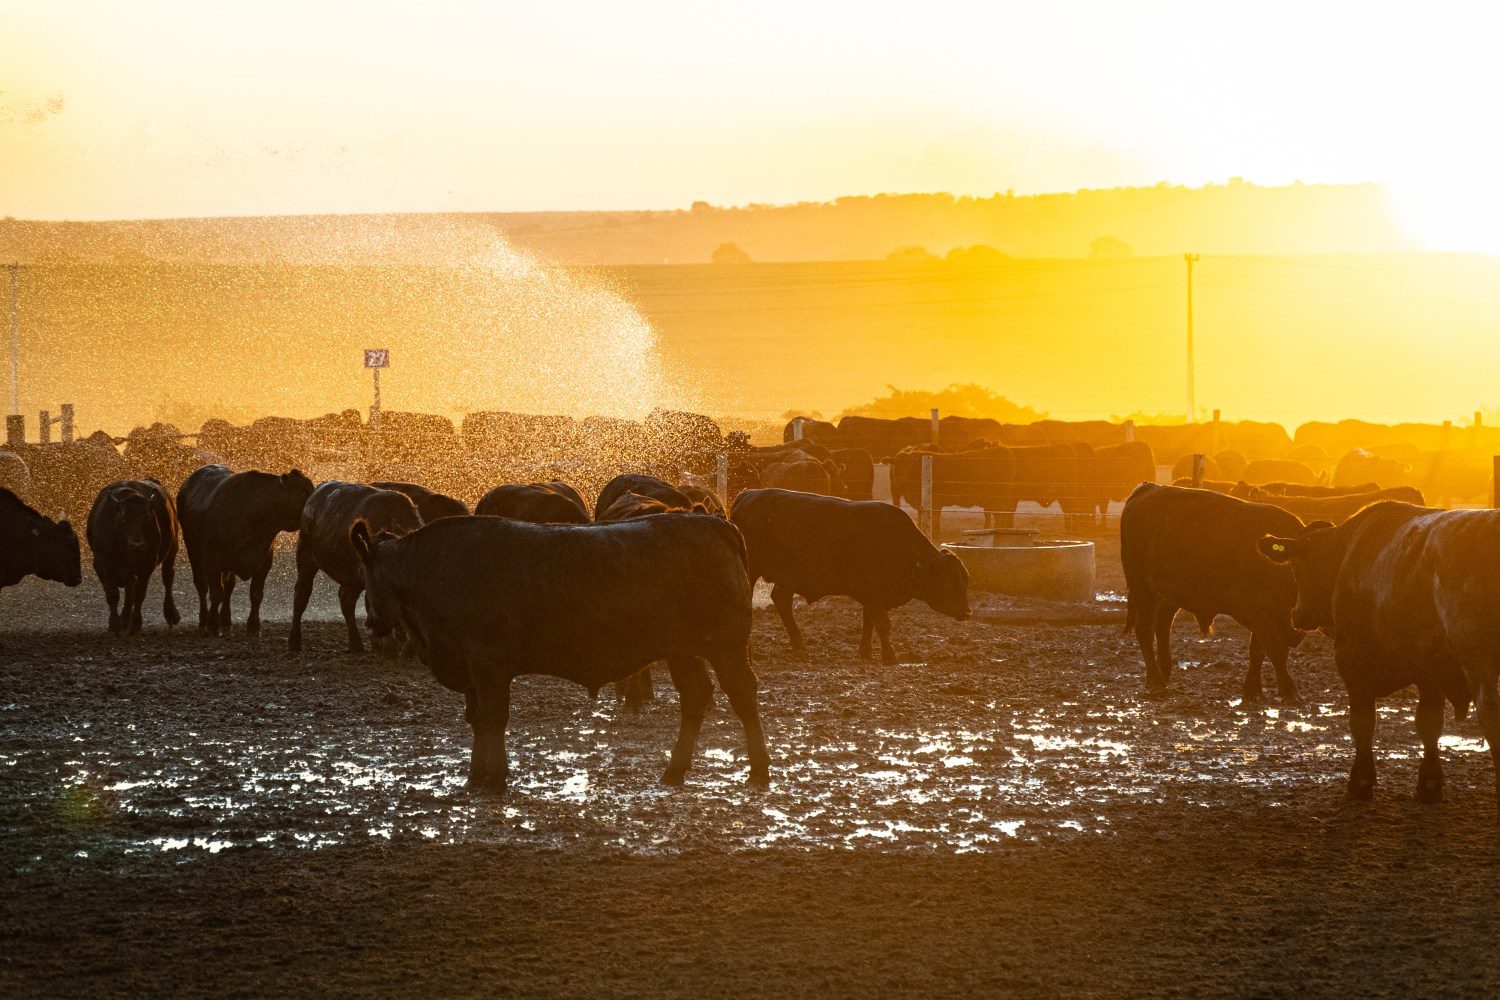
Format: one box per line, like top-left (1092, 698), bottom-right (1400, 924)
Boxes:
top-left (4, 536), bottom-right (1499, 998)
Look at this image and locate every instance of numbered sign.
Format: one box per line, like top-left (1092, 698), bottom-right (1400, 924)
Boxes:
top-left (364, 349), bottom-right (390, 369)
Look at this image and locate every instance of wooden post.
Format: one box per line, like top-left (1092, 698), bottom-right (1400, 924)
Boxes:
top-left (920, 453), bottom-right (934, 538)
top-left (1493, 456), bottom-right (1500, 508)
top-left (37, 409), bottom-right (49, 445)
top-left (5, 413), bottom-right (22, 446)
top-left (1210, 409), bottom-right (1222, 454)
top-left (60, 403), bottom-right (74, 443)
top-left (930, 408), bottom-right (940, 446)
top-left (1474, 411), bottom-right (1483, 448)
top-left (1443, 419), bottom-right (1452, 449)
top-left (1123, 420), bottom-right (1135, 443)
top-left (1191, 453), bottom-right (1205, 487)
top-left (715, 452), bottom-right (729, 507)
top-left (792, 416), bottom-right (804, 441)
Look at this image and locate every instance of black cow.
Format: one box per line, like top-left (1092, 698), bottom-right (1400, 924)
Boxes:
top-left (829, 447), bottom-right (875, 501)
top-left (594, 474), bottom-right (694, 520)
top-left (763, 451), bottom-right (840, 496)
top-left (290, 482), bottom-right (423, 654)
top-left (1261, 503), bottom-right (1500, 808)
top-left (1, 488), bottom-right (81, 600)
top-left (891, 446), bottom-right (1014, 537)
top-left (371, 481), bottom-right (469, 521)
top-left (177, 465), bottom-right (314, 636)
top-left (731, 488), bottom-right (970, 664)
top-left (85, 479), bottom-right (179, 635)
top-left (351, 514), bottom-right (769, 790)
top-left (476, 482), bottom-right (590, 524)
top-left (1121, 483), bottom-right (1305, 701)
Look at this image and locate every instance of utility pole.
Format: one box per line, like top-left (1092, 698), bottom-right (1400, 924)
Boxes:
top-left (8, 263), bottom-right (18, 417)
top-left (1184, 253), bottom-right (1199, 422)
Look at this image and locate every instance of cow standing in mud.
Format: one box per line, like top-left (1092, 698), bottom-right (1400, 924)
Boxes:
top-left (350, 514), bottom-right (769, 790)
top-left (1120, 483), bottom-right (1306, 701)
top-left (731, 488), bottom-right (970, 664)
top-left (86, 479), bottom-right (180, 635)
top-left (177, 465), bottom-right (314, 636)
top-left (1261, 502), bottom-right (1500, 808)
top-left (289, 482), bottom-right (423, 654)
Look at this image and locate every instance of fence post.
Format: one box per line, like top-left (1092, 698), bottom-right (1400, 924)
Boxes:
top-left (1210, 409), bottom-right (1222, 454)
top-left (1474, 411), bottom-right (1483, 448)
top-left (38, 409), bottom-right (49, 445)
top-left (1123, 419), bottom-right (1135, 443)
top-left (792, 416), bottom-right (804, 441)
top-left (60, 403), bottom-right (74, 443)
top-left (1191, 453), bottom-right (1205, 487)
top-left (715, 452), bottom-right (729, 507)
top-left (920, 453), bottom-right (934, 538)
top-left (5, 413), bottom-right (22, 446)
top-left (1493, 456), bottom-right (1500, 508)
top-left (930, 408), bottom-right (940, 446)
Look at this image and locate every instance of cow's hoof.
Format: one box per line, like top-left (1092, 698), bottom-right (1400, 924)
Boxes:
top-left (747, 764), bottom-right (771, 788)
top-left (1417, 761), bottom-right (1445, 804)
top-left (466, 774), bottom-right (507, 796)
top-left (288, 637), bottom-right (302, 653)
top-left (1277, 688), bottom-right (1302, 705)
top-left (881, 654), bottom-right (899, 667)
top-left (1346, 772), bottom-right (1376, 802)
top-left (661, 766), bottom-right (688, 786)
top-left (346, 644), bottom-right (364, 656)
top-left (245, 623), bottom-right (261, 637)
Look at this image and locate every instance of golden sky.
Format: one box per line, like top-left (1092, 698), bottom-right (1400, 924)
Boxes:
top-left (2, 1), bottom-right (1498, 249)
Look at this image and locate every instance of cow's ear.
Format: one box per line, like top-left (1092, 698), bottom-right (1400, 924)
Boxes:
top-left (1259, 535), bottom-right (1299, 562)
top-left (350, 520), bottom-right (375, 561)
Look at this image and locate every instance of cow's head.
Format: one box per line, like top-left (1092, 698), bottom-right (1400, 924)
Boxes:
top-left (917, 547), bottom-right (971, 621)
top-left (110, 488), bottom-right (157, 552)
top-left (1259, 519), bottom-right (1338, 633)
top-left (350, 519), bottom-right (399, 638)
top-left (277, 469), bottom-right (316, 530)
top-left (31, 513), bottom-right (82, 587)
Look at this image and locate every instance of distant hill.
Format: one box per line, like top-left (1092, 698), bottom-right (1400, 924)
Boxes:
top-left (0, 181), bottom-right (1408, 266)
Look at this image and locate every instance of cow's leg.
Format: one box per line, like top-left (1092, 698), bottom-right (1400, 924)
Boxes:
top-left (288, 558), bottom-right (317, 653)
top-left (1266, 633), bottom-right (1299, 704)
top-left (219, 573), bottom-right (237, 633)
top-left (98, 567), bottom-right (122, 637)
top-left (337, 583), bottom-right (364, 654)
top-left (1242, 634), bottom-right (1266, 703)
top-left (662, 657), bottom-right (714, 785)
top-left (770, 585), bottom-right (806, 657)
top-left (1128, 589), bottom-right (1158, 689)
top-left (206, 570), bottom-right (227, 636)
top-left (1415, 683), bottom-right (1445, 804)
top-left (160, 555), bottom-right (180, 628)
top-left (467, 674), bottom-right (512, 793)
top-left (191, 557), bottom-right (212, 634)
top-left (1151, 601), bottom-right (1176, 690)
top-left (1346, 690), bottom-right (1378, 801)
top-left (858, 607), bottom-right (876, 661)
top-left (873, 607), bottom-right (897, 666)
top-left (245, 554), bottom-right (272, 636)
top-left (1475, 672), bottom-right (1500, 816)
top-left (708, 646), bottom-right (771, 786)
top-left (125, 573), bottom-right (148, 635)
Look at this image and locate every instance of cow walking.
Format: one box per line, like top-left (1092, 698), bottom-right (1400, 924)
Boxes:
top-left (1, 488), bottom-right (81, 603)
top-left (86, 479), bottom-right (179, 635)
top-left (1262, 502), bottom-right (1500, 809)
top-left (351, 514), bottom-right (769, 790)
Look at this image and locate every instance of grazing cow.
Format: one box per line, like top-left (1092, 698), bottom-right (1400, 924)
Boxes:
top-left (177, 465), bottom-right (314, 636)
top-left (1333, 448), bottom-right (1408, 489)
top-left (476, 482), bottom-right (590, 524)
top-left (829, 447), bottom-right (876, 501)
top-left (85, 479), bottom-right (180, 635)
top-left (1235, 486), bottom-right (1424, 525)
top-left (1260, 503), bottom-right (1500, 809)
top-left (1121, 483), bottom-right (1305, 701)
top-left (1243, 459), bottom-right (1320, 487)
top-left (351, 514), bottom-right (768, 790)
top-left (594, 473), bottom-right (695, 520)
top-left (290, 482), bottom-right (423, 654)
top-left (731, 488), bottom-right (970, 664)
top-left (890, 446), bottom-right (1014, 537)
top-left (763, 451), bottom-right (840, 496)
top-left (370, 481), bottom-right (469, 522)
top-left (1, 488), bottom-right (82, 599)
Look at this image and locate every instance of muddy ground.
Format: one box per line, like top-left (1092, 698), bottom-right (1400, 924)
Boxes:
top-left (3, 537), bottom-right (1499, 998)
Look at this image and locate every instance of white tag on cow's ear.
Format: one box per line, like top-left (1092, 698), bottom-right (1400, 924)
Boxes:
top-left (1272, 543), bottom-right (1286, 553)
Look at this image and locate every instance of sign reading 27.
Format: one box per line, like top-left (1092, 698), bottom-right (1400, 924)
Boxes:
top-left (364, 349), bottom-right (390, 369)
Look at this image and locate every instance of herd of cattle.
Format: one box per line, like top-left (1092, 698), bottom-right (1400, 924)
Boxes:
top-left (2, 408), bottom-right (1499, 814)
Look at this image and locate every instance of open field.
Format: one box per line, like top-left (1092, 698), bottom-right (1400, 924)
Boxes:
top-left (4, 541), bottom-right (1499, 997)
top-left (7, 252), bottom-right (1500, 435)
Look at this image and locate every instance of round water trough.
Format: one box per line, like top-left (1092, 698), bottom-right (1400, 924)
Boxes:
top-left (942, 529), bottom-right (1096, 603)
